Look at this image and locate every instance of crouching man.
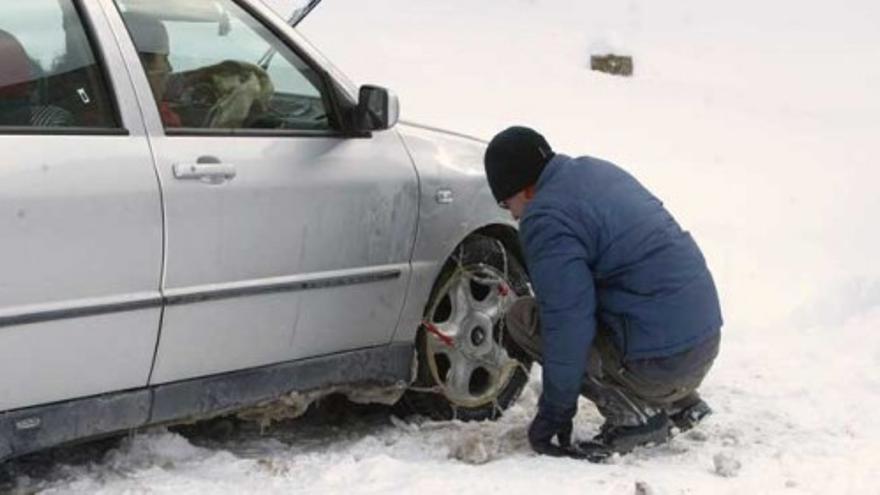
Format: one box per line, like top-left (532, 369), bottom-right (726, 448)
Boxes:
top-left (484, 127), bottom-right (722, 461)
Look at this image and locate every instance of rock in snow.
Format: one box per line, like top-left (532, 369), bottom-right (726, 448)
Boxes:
top-left (450, 432), bottom-right (496, 465)
top-left (713, 451), bottom-right (743, 478)
top-left (635, 480), bottom-right (657, 495)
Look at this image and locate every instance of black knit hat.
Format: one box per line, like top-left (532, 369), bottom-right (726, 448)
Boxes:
top-left (484, 126), bottom-right (554, 203)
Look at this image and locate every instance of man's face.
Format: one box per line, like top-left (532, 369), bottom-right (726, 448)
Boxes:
top-left (500, 189), bottom-right (531, 221)
top-left (141, 52), bottom-right (172, 100)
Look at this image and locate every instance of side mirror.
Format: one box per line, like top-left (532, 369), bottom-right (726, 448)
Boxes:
top-left (355, 85), bottom-right (399, 131)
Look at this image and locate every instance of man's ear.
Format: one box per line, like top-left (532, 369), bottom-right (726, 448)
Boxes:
top-left (524, 185), bottom-right (537, 200)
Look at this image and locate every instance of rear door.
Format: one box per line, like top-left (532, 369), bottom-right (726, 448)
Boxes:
top-left (0, 0), bottom-right (163, 411)
top-left (103, 0), bottom-right (419, 384)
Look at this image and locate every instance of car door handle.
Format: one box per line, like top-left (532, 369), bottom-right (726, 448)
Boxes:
top-left (173, 162), bottom-right (237, 183)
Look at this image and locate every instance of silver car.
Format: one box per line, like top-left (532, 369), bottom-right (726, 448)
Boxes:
top-left (0, 0), bottom-right (532, 461)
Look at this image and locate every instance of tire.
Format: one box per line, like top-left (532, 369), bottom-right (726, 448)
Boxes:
top-left (396, 234), bottom-right (533, 421)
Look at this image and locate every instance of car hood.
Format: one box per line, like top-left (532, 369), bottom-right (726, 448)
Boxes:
top-left (399, 120), bottom-right (488, 146)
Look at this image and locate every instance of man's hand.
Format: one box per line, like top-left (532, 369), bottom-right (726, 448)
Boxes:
top-left (528, 403), bottom-right (613, 462)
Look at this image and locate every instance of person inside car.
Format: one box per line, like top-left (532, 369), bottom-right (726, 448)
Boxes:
top-left (123, 13), bottom-right (182, 127)
top-left (0, 29), bottom-right (74, 127)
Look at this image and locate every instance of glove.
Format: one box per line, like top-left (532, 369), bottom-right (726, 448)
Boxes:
top-left (528, 413), bottom-right (572, 456)
top-left (528, 399), bottom-right (613, 462)
top-left (528, 402), bottom-right (574, 456)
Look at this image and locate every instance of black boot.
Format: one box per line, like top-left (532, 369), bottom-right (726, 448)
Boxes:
top-left (669, 398), bottom-right (712, 432)
top-left (576, 412), bottom-right (672, 458)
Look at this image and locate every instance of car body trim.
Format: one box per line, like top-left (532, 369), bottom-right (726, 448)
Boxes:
top-left (163, 267), bottom-right (403, 305)
top-left (0, 343), bottom-right (413, 462)
top-left (0, 293), bottom-right (163, 329)
top-left (0, 268), bottom-right (402, 328)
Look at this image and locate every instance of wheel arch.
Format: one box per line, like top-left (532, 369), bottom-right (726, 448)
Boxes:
top-left (470, 223), bottom-right (527, 274)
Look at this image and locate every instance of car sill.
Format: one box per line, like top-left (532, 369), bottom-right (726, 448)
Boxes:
top-left (0, 343), bottom-right (413, 462)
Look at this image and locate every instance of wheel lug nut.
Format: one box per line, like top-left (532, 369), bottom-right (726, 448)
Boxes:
top-left (471, 327), bottom-right (486, 346)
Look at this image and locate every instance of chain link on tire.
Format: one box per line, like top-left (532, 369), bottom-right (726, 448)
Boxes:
top-left (397, 235), bottom-right (532, 421)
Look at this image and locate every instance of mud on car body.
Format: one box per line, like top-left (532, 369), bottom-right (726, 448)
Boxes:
top-left (0, 0), bottom-right (530, 461)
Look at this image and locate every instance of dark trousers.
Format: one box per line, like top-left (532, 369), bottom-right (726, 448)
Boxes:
top-left (506, 297), bottom-right (719, 426)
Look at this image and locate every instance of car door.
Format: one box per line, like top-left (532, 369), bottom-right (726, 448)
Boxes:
top-left (103, 0), bottom-right (419, 384)
top-left (0, 0), bottom-right (163, 411)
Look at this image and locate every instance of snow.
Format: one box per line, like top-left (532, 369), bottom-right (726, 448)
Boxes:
top-left (6, 0), bottom-right (880, 493)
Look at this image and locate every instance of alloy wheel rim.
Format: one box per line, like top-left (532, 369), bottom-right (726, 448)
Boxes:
top-left (424, 263), bottom-right (521, 408)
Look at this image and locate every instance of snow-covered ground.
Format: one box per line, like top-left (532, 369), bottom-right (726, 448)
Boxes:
top-left (5, 0), bottom-right (880, 493)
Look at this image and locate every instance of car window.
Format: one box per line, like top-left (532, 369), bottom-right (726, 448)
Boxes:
top-left (0, 0), bottom-right (120, 130)
top-left (115, 0), bottom-right (331, 132)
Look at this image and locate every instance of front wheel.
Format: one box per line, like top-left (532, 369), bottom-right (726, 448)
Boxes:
top-left (397, 235), bottom-right (533, 421)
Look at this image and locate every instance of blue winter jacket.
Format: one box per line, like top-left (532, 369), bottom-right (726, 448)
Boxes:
top-left (519, 154), bottom-right (722, 421)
